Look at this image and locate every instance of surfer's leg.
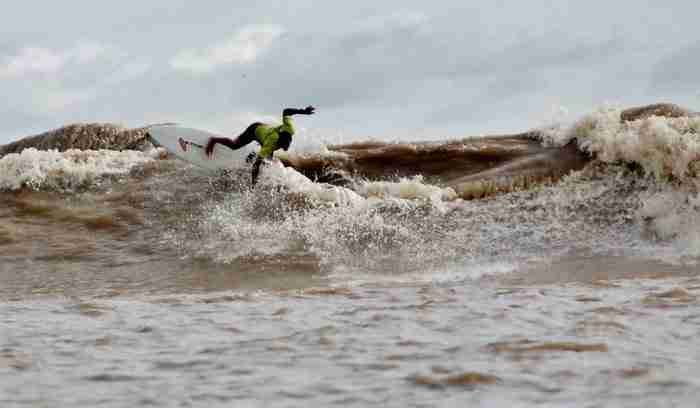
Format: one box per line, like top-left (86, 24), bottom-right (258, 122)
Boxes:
top-left (228, 123), bottom-right (263, 150)
top-left (251, 156), bottom-right (263, 186)
top-left (206, 123), bottom-right (263, 157)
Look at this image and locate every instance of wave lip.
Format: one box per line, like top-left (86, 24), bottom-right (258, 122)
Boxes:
top-left (0, 123), bottom-right (150, 158)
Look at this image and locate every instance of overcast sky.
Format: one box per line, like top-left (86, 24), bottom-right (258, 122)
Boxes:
top-left (1, 1), bottom-right (698, 145)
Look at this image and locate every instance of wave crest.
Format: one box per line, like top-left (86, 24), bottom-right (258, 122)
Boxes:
top-left (544, 105), bottom-right (700, 184)
top-left (0, 123), bottom-right (150, 158)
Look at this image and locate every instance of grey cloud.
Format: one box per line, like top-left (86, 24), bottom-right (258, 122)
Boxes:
top-left (232, 11), bottom-right (630, 116)
top-left (649, 41), bottom-right (700, 94)
top-left (429, 72), bottom-right (545, 125)
top-left (228, 15), bottom-right (451, 111)
top-left (3, 2), bottom-right (700, 144)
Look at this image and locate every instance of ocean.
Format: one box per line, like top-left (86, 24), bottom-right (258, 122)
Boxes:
top-left (1, 104), bottom-right (699, 407)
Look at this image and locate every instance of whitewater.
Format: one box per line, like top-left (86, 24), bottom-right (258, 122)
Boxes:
top-left (1, 104), bottom-right (700, 407)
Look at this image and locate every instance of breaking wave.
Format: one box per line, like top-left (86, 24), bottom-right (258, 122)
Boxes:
top-left (538, 104), bottom-right (700, 264)
top-left (1, 103), bottom-right (699, 278)
top-left (542, 105), bottom-right (700, 183)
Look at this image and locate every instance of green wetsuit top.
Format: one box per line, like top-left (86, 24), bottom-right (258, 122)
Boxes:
top-left (254, 115), bottom-right (295, 158)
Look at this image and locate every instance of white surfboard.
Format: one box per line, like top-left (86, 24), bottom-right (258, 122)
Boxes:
top-left (147, 124), bottom-right (255, 172)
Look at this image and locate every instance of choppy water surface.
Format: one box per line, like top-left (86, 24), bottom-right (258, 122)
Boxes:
top-left (1, 107), bottom-right (700, 407)
top-left (4, 276), bottom-right (700, 407)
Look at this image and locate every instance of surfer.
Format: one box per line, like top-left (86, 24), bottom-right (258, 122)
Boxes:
top-left (204, 106), bottom-right (316, 185)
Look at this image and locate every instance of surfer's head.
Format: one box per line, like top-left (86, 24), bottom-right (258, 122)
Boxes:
top-left (278, 131), bottom-right (292, 151)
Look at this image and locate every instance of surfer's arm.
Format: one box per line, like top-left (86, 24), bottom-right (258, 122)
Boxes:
top-left (278, 106), bottom-right (312, 140)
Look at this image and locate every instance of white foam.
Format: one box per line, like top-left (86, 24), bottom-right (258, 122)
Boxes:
top-left (185, 162), bottom-right (462, 270)
top-left (637, 189), bottom-right (700, 264)
top-left (355, 176), bottom-right (457, 207)
top-left (259, 160), bottom-right (458, 211)
top-left (0, 148), bottom-right (153, 191)
top-left (259, 160), bottom-right (365, 208)
top-left (537, 105), bottom-right (700, 263)
top-left (543, 107), bottom-right (700, 182)
top-left (539, 107), bottom-right (700, 263)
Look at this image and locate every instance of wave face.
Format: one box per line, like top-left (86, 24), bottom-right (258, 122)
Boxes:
top-left (282, 134), bottom-right (591, 199)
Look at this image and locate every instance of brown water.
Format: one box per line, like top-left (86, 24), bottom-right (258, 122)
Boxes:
top-left (0, 156), bottom-right (698, 407)
top-left (2, 107), bottom-right (700, 407)
top-left (2, 261), bottom-right (700, 407)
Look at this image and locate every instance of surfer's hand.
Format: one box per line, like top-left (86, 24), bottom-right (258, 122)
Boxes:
top-left (283, 106), bottom-right (315, 116)
top-left (245, 152), bottom-right (257, 163)
top-left (205, 138), bottom-right (217, 158)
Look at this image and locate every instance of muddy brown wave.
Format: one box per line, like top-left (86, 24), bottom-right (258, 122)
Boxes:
top-left (2, 102), bottom-right (693, 200)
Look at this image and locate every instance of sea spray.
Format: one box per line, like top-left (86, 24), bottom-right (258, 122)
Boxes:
top-left (539, 107), bottom-right (700, 264)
